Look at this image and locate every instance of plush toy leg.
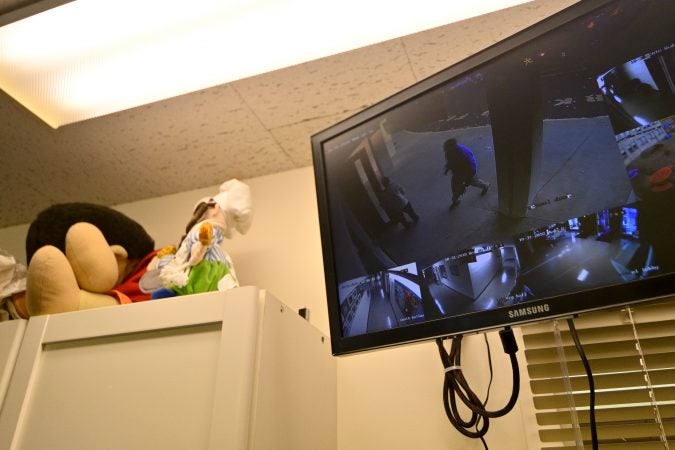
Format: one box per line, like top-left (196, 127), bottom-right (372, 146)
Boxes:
top-left (79, 291), bottom-right (120, 310)
top-left (26, 246), bottom-right (120, 316)
top-left (65, 222), bottom-right (119, 293)
top-left (26, 245), bottom-right (83, 315)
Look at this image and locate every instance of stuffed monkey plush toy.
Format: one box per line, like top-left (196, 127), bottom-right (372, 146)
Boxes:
top-left (22, 203), bottom-right (157, 316)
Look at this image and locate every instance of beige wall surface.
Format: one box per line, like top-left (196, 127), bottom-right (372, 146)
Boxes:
top-left (337, 332), bottom-right (534, 450)
top-left (0, 224), bottom-right (28, 266)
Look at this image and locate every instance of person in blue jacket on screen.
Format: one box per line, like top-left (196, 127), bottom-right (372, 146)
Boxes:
top-left (443, 138), bottom-right (490, 209)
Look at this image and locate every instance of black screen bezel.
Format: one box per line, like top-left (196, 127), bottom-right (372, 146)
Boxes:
top-left (311, 0), bottom-right (675, 356)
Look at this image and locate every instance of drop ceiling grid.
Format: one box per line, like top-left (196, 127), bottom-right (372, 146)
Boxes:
top-left (269, 112), bottom-right (355, 167)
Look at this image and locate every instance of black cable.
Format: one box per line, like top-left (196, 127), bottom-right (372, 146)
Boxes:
top-left (438, 336), bottom-right (486, 437)
top-left (436, 327), bottom-right (520, 443)
top-left (567, 318), bottom-right (598, 450)
top-left (479, 333), bottom-right (493, 450)
top-left (482, 333), bottom-right (494, 406)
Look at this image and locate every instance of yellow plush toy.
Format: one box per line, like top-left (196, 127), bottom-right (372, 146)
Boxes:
top-left (22, 203), bottom-right (157, 316)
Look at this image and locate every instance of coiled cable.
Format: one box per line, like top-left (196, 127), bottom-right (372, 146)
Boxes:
top-left (436, 327), bottom-right (520, 444)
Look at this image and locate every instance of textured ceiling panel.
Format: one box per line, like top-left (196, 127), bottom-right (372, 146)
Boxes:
top-left (0, 0), bottom-right (40, 15)
top-left (0, 0), bottom-right (578, 228)
top-left (270, 112), bottom-right (355, 167)
top-left (232, 39), bottom-right (416, 130)
top-left (402, 0), bottom-right (579, 80)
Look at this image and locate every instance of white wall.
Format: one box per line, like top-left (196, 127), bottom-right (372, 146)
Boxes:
top-left (0, 166), bottom-right (540, 449)
top-left (0, 224), bottom-right (29, 266)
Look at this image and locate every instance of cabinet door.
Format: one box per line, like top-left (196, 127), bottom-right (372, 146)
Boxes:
top-left (0, 320), bottom-right (26, 410)
top-left (250, 294), bottom-right (337, 450)
top-left (0, 287), bottom-right (261, 450)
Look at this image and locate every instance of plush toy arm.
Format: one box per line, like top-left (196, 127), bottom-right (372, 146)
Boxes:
top-left (110, 245), bottom-right (127, 259)
top-left (110, 244), bottom-right (130, 282)
top-left (187, 222), bottom-right (214, 266)
top-left (159, 242), bottom-right (190, 288)
top-left (188, 244), bottom-right (206, 266)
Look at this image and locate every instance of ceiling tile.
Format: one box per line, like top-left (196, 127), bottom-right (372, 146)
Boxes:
top-left (403, 0), bottom-right (580, 80)
top-left (232, 39), bottom-right (417, 130)
top-left (271, 111), bottom-right (357, 167)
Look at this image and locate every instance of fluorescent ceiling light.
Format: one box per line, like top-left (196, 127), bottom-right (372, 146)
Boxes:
top-left (0, 0), bottom-right (530, 128)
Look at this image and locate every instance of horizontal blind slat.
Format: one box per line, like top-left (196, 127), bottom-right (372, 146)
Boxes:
top-left (521, 296), bottom-right (675, 336)
top-left (530, 368), bottom-right (675, 394)
top-left (542, 442), bottom-right (675, 450)
top-left (527, 352), bottom-right (675, 379)
top-left (539, 421), bottom-right (675, 442)
top-left (536, 404), bottom-right (675, 426)
top-left (524, 335), bottom-right (674, 364)
top-left (523, 320), bottom-right (675, 349)
top-left (532, 385), bottom-right (675, 409)
top-left (524, 341), bottom-right (636, 364)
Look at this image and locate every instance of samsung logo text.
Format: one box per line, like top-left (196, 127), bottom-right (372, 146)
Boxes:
top-left (508, 304), bottom-right (550, 319)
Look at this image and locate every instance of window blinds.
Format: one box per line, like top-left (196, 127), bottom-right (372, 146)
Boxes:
top-left (520, 297), bottom-right (675, 449)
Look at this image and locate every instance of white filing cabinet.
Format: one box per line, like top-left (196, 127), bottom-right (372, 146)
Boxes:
top-left (0, 286), bottom-right (336, 450)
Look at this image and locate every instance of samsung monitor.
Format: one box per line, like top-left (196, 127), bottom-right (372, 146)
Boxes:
top-left (312, 0), bottom-right (675, 355)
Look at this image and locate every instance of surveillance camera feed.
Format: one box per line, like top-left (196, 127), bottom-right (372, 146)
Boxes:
top-left (315, 0), bottom-right (675, 350)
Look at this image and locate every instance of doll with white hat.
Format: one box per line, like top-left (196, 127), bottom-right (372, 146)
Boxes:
top-left (157, 179), bottom-right (253, 296)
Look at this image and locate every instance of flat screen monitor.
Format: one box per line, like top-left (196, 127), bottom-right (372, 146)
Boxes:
top-left (311, 0), bottom-right (675, 356)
